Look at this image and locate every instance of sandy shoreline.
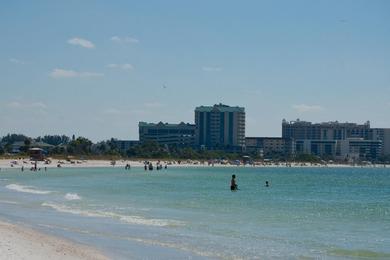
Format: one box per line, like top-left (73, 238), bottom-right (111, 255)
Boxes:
top-left (0, 220), bottom-right (108, 260)
top-left (0, 158), bottom-right (388, 170)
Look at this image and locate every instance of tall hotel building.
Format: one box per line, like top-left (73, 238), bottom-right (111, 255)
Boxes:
top-left (195, 104), bottom-right (245, 150)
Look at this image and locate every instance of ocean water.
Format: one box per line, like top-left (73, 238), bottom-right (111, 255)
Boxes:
top-left (0, 166), bottom-right (389, 259)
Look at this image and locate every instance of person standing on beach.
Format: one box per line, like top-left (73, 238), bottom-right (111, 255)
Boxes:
top-left (230, 174), bottom-right (238, 191)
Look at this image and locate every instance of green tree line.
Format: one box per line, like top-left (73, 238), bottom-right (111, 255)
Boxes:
top-left (1, 134), bottom-right (389, 162)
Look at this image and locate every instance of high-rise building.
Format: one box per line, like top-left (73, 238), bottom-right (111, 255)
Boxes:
top-left (139, 122), bottom-right (196, 147)
top-left (195, 103), bottom-right (245, 150)
top-left (282, 119), bottom-right (371, 140)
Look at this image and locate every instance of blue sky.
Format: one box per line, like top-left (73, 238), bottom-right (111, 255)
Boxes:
top-left (1, 0), bottom-right (389, 141)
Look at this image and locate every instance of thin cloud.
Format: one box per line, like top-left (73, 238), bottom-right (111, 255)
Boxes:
top-left (50, 69), bottom-right (78, 78)
top-left (110, 36), bottom-right (139, 44)
top-left (110, 36), bottom-right (121, 42)
top-left (107, 63), bottom-right (134, 70)
top-left (67, 37), bottom-right (95, 49)
top-left (202, 66), bottom-right (222, 72)
top-left (30, 102), bottom-right (47, 109)
top-left (50, 68), bottom-right (103, 78)
top-left (9, 58), bottom-right (27, 64)
top-left (7, 101), bottom-right (22, 108)
top-left (6, 101), bottom-right (47, 110)
top-left (107, 64), bottom-right (117, 68)
top-left (121, 64), bottom-right (134, 70)
top-left (292, 104), bottom-right (324, 113)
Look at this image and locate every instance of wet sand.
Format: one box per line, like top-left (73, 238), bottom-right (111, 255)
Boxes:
top-left (0, 220), bottom-right (108, 260)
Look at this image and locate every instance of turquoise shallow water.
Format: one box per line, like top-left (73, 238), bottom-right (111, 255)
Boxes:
top-left (0, 166), bottom-right (389, 259)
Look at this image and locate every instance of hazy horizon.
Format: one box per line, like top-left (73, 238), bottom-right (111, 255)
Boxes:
top-left (1, 1), bottom-right (389, 142)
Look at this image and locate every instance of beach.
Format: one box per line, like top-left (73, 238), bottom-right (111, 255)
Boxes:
top-left (1, 158), bottom-right (388, 170)
top-left (0, 220), bottom-right (107, 260)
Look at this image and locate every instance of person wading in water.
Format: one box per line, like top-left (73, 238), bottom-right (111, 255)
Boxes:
top-left (230, 174), bottom-right (238, 191)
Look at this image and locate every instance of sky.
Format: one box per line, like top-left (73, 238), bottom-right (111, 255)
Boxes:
top-left (0, 0), bottom-right (389, 142)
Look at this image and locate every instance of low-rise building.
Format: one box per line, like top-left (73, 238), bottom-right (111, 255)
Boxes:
top-left (294, 138), bottom-right (382, 161)
top-left (245, 137), bottom-right (293, 157)
top-left (10, 141), bottom-right (54, 154)
top-left (139, 121), bottom-right (196, 147)
top-left (29, 148), bottom-right (46, 161)
top-left (294, 140), bottom-right (337, 158)
top-left (338, 138), bottom-right (382, 162)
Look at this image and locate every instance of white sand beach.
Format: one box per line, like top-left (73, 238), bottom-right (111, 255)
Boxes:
top-left (0, 158), bottom-right (388, 170)
top-left (0, 220), bottom-right (108, 260)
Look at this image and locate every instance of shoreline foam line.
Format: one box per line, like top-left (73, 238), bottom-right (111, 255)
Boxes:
top-left (6, 184), bottom-right (53, 194)
top-left (64, 193), bottom-right (82, 200)
top-left (41, 202), bottom-right (184, 227)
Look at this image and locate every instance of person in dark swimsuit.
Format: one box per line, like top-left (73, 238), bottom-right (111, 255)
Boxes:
top-left (231, 174), bottom-right (238, 191)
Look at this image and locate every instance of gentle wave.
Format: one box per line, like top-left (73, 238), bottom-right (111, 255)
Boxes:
top-left (0, 200), bottom-right (19, 205)
top-left (41, 202), bottom-right (184, 227)
top-left (6, 184), bottom-right (52, 194)
top-left (328, 248), bottom-right (390, 258)
top-left (65, 193), bottom-right (82, 200)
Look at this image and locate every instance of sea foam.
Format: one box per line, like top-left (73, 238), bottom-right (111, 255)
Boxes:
top-left (65, 193), bottom-right (82, 200)
top-left (41, 202), bottom-right (184, 227)
top-left (6, 184), bottom-right (52, 194)
top-left (0, 200), bottom-right (19, 205)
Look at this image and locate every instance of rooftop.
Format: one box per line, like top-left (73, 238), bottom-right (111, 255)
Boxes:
top-left (195, 103), bottom-right (245, 113)
top-left (282, 119), bottom-right (370, 127)
top-left (139, 121), bottom-right (195, 128)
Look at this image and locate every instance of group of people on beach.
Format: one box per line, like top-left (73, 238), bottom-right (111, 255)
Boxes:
top-left (230, 174), bottom-right (269, 191)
